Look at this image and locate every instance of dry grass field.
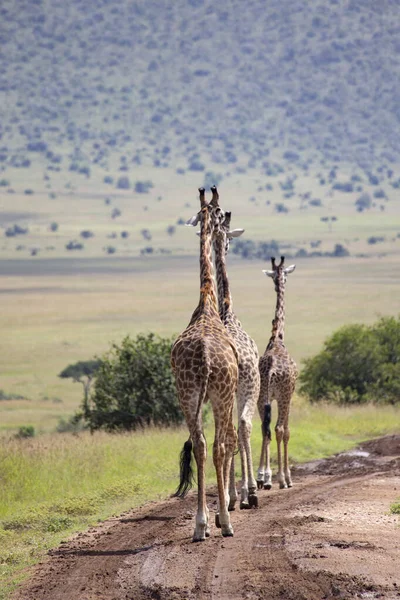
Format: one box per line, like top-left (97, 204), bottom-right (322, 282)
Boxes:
top-left (1, 250), bottom-right (399, 433)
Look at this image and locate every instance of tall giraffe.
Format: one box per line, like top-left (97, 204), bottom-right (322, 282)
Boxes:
top-left (171, 188), bottom-right (239, 542)
top-left (210, 187), bottom-right (260, 510)
top-left (257, 256), bottom-right (298, 490)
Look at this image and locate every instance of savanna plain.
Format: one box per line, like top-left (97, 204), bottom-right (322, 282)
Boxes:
top-left (1, 173), bottom-right (400, 598)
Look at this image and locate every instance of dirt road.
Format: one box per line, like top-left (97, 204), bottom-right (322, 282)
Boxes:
top-left (14, 435), bottom-right (400, 600)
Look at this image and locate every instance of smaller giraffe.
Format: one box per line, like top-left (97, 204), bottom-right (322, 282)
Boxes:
top-left (171, 188), bottom-right (238, 542)
top-left (210, 188), bottom-right (260, 510)
top-left (257, 256), bottom-right (298, 490)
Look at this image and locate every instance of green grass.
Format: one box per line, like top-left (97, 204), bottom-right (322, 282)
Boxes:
top-left (390, 502), bottom-right (400, 515)
top-left (1, 400), bottom-right (399, 599)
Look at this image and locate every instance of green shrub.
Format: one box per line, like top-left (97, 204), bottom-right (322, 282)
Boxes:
top-left (299, 316), bottom-right (400, 405)
top-left (85, 333), bottom-right (182, 431)
top-left (15, 426), bottom-right (35, 439)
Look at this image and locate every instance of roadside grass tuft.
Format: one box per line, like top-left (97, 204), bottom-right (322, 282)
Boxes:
top-left (390, 502), bottom-right (400, 515)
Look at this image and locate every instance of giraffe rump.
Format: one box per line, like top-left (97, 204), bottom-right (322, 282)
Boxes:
top-left (173, 439), bottom-right (194, 498)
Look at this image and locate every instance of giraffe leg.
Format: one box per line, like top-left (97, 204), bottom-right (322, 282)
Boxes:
top-left (225, 420), bottom-right (238, 513)
top-left (238, 404), bottom-right (258, 508)
top-left (257, 399), bottom-right (272, 489)
top-left (228, 455), bottom-right (238, 511)
top-left (283, 419), bottom-right (292, 488)
top-left (214, 419), bottom-right (235, 537)
top-left (192, 430), bottom-right (209, 541)
top-left (177, 388), bottom-right (210, 542)
top-left (263, 434), bottom-right (273, 490)
top-left (257, 430), bottom-right (266, 488)
top-left (275, 422), bottom-right (287, 489)
top-left (276, 398), bottom-right (292, 489)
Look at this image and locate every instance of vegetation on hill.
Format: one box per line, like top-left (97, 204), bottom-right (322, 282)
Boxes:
top-left (299, 316), bottom-right (400, 405)
top-left (1, 0), bottom-right (400, 175)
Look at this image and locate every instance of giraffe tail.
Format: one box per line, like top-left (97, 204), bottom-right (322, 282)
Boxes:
top-left (173, 438), bottom-right (194, 498)
top-left (262, 403), bottom-right (272, 440)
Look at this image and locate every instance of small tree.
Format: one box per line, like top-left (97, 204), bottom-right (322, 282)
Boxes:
top-left (59, 360), bottom-right (102, 415)
top-left (86, 334), bottom-right (182, 431)
top-left (299, 317), bottom-right (400, 404)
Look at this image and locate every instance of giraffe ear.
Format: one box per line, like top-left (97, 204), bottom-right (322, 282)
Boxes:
top-left (228, 228), bottom-right (245, 238)
top-left (186, 213), bottom-right (200, 227)
top-left (262, 270), bottom-right (275, 278)
top-left (284, 264), bottom-right (296, 275)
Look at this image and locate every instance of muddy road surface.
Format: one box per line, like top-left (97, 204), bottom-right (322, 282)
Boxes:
top-left (14, 435), bottom-right (400, 600)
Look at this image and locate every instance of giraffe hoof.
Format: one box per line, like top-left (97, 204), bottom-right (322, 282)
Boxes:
top-left (228, 503), bottom-right (236, 512)
top-left (249, 494), bottom-right (258, 508)
top-left (221, 528), bottom-right (234, 537)
top-left (257, 480), bottom-right (264, 490)
top-left (263, 483), bottom-right (272, 490)
top-left (279, 482), bottom-right (287, 489)
top-left (215, 513), bottom-right (221, 529)
top-left (239, 500), bottom-right (250, 510)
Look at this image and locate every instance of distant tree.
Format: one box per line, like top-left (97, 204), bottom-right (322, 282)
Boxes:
top-left (188, 160), bottom-right (205, 172)
top-left (355, 193), bottom-right (371, 212)
top-left (135, 180), bottom-right (153, 193)
top-left (331, 243), bottom-right (349, 257)
top-left (84, 334), bottom-right (182, 431)
top-left (275, 203), bottom-right (289, 213)
top-left (49, 222), bottom-right (59, 232)
top-left (80, 230), bottom-right (94, 239)
top-left (59, 360), bottom-right (103, 416)
top-left (367, 236), bottom-right (385, 245)
top-left (5, 224), bottom-right (28, 237)
top-left (166, 225), bottom-right (176, 236)
top-left (111, 208), bottom-right (121, 219)
top-left (116, 176), bottom-right (130, 190)
top-left (141, 228), bottom-right (152, 240)
top-left (65, 241), bottom-right (84, 250)
top-left (332, 181), bottom-right (353, 193)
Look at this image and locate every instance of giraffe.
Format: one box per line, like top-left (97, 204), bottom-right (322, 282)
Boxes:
top-left (257, 256), bottom-right (298, 491)
top-left (171, 188), bottom-right (239, 542)
top-left (210, 187), bottom-right (260, 510)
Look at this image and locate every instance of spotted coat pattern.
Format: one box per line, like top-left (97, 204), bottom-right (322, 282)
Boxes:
top-left (171, 189), bottom-right (238, 541)
top-left (257, 257), bottom-right (298, 490)
top-left (213, 210), bottom-right (260, 510)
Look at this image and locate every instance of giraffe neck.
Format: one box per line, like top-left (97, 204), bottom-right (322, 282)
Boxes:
top-left (272, 280), bottom-right (286, 340)
top-left (198, 207), bottom-right (218, 312)
top-left (213, 234), bottom-right (233, 322)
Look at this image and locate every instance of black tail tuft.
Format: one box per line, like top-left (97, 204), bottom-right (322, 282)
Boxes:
top-left (262, 404), bottom-right (272, 440)
top-left (172, 439), bottom-right (194, 498)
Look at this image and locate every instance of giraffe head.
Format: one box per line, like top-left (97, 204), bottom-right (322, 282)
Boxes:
top-left (186, 186), bottom-right (227, 237)
top-left (262, 256), bottom-right (296, 291)
top-left (188, 187), bottom-right (244, 250)
top-left (219, 210), bottom-right (245, 254)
